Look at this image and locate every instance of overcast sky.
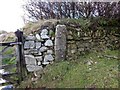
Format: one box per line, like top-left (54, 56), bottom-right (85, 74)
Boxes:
top-left (0, 0), bottom-right (25, 32)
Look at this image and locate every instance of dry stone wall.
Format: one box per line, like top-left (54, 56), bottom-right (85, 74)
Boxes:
top-left (66, 24), bottom-right (119, 60)
top-left (23, 21), bottom-right (119, 72)
top-left (24, 28), bottom-right (54, 72)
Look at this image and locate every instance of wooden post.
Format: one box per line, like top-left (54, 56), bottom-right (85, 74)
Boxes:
top-left (15, 30), bottom-right (27, 83)
top-left (55, 25), bottom-right (67, 61)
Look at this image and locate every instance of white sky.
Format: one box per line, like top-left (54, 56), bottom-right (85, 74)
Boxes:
top-left (0, 0), bottom-right (25, 32)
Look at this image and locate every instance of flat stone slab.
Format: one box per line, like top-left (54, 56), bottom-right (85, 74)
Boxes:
top-left (26, 65), bottom-right (43, 72)
top-left (25, 55), bottom-right (37, 65)
top-left (39, 46), bottom-right (48, 52)
top-left (47, 50), bottom-right (53, 54)
top-left (24, 41), bottom-right (35, 49)
top-left (42, 61), bottom-right (49, 65)
top-left (45, 40), bottom-right (53, 46)
top-left (29, 49), bottom-right (38, 54)
top-left (41, 35), bottom-right (49, 39)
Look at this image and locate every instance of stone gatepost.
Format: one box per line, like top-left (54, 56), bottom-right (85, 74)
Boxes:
top-left (55, 25), bottom-right (67, 61)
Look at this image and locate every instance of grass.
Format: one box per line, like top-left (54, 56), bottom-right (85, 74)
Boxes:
top-left (19, 49), bottom-right (119, 88)
top-left (1, 46), bottom-right (16, 65)
top-left (23, 19), bottom-right (58, 35)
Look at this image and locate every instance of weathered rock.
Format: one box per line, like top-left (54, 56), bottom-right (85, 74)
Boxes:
top-left (25, 55), bottom-right (36, 65)
top-left (42, 61), bottom-right (49, 65)
top-left (35, 56), bottom-right (42, 61)
top-left (47, 50), bottom-right (53, 54)
top-left (26, 35), bottom-right (36, 40)
top-left (24, 41), bottom-right (35, 49)
top-left (29, 41), bottom-right (35, 49)
top-left (83, 37), bottom-right (91, 40)
top-left (26, 65), bottom-right (43, 72)
top-left (0, 34), bottom-right (7, 42)
top-left (38, 52), bottom-right (42, 55)
top-left (45, 39), bottom-right (53, 46)
top-left (78, 48), bottom-right (84, 51)
top-left (51, 37), bottom-right (54, 40)
top-left (36, 42), bottom-right (41, 49)
top-left (38, 61), bottom-right (41, 65)
top-left (41, 29), bottom-right (48, 35)
top-left (87, 60), bottom-right (93, 65)
top-left (29, 49), bottom-right (38, 54)
top-left (24, 41), bottom-right (30, 49)
top-left (71, 49), bottom-right (76, 54)
top-left (44, 54), bottom-right (54, 62)
top-left (24, 50), bottom-right (30, 54)
top-left (36, 34), bottom-right (41, 40)
top-left (39, 46), bottom-right (48, 52)
top-left (55, 25), bottom-right (67, 61)
top-left (41, 35), bottom-right (49, 39)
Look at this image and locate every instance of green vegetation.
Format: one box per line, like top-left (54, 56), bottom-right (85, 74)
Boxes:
top-left (1, 47), bottom-right (16, 65)
top-left (19, 49), bottom-right (119, 88)
top-left (1, 18), bottom-right (119, 88)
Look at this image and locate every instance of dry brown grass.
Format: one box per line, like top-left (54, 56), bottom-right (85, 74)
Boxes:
top-left (23, 19), bottom-right (59, 35)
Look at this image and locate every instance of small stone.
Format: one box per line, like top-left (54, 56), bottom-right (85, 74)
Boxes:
top-left (26, 65), bottom-right (43, 72)
top-left (78, 48), bottom-right (84, 51)
top-left (83, 37), bottom-right (91, 40)
top-left (45, 39), bottom-right (53, 46)
top-left (24, 50), bottom-right (30, 54)
top-left (95, 62), bottom-right (97, 64)
top-left (36, 42), bottom-right (41, 49)
top-left (26, 35), bottom-right (36, 40)
top-left (71, 49), bottom-right (76, 54)
top-left (41, 29), bottom-right (48, 35)
top-left (24, 41), bottom-right (35, 49)
top-left (25, 55), bottom-right (37, 65)
top-left (35, 56), bottom-right (42, 61)
top-left (87, 60), bottom-right (93, 65)
top-left (24, 41), bottom-right (30, 49)
top-left (89, 68), bottom-right (92, 70)
top-left (47, 50), bottom-right (53, 54)
top-left (30, 49), bottom-right (38, 54)
top-left (39, 46), bottom-right (48, 52)
top-left (38, 62), bottom-right (41, 65)
top-left (29, 41), bottom-right (35, 49)
top-left (51, 37), bottom-right (54, 40)
top-left (42, 61), bottom-right (49, 65)
top-left (44, 54), bottom-right (54, 62)
top-left (87, 61), bottom-right (92, 65)
top-left (38, 52), bottom-right (42, 55)
top-left (41, 35), bottom-right (49, 39)
top-left (36, 34), bottom-right (41, 40)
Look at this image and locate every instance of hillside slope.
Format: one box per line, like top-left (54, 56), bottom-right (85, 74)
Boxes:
top-left (17, 18), bottom-right (119, 88)
top-left (18, 49), bottom-right (119, 88)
